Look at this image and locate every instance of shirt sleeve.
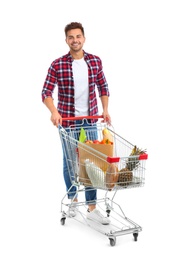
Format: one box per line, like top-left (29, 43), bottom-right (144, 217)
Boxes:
top-left (96, 61), bottom-right (110, 97)
top-left (41, 64), bottom-right (57, 102)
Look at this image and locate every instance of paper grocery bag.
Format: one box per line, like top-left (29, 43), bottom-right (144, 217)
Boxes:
top-left (78, 143), bottom-right (113, 186)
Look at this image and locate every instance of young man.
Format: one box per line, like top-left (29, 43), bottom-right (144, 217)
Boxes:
top-left (41, 22), bottom-right (111, 224)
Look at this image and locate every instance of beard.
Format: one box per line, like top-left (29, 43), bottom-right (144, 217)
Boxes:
top-left (70, 44), bottom-right (82, 52)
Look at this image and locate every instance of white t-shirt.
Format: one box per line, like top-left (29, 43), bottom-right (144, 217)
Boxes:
top-left (72, 58), bottom-right (89, 116)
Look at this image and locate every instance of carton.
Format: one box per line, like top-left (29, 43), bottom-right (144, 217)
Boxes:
top-left (78, 143), bottom-right (113, 186)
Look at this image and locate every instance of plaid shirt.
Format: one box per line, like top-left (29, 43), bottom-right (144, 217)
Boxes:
top-left (42, 51), bottom-right (110, 127)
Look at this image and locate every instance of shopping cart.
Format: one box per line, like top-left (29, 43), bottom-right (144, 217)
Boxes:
top-left (58, 116), bottom-right (148, 246)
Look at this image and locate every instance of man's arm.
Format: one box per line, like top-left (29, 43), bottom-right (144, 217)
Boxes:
top-left (100, 95), bottom-right (111, 124)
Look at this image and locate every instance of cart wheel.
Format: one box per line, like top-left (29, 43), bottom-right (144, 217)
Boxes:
top-left (106, 209), bottom-right (111, 217)
top-left (109, 237), bottom-right (116, 246)
top-left (133, 233), bottom-right (138, 241)
top-left (60, 217), bottom-right (66, 225)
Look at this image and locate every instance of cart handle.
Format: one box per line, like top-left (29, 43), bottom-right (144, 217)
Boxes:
top-left (62, 115), bottom-right (104, 121)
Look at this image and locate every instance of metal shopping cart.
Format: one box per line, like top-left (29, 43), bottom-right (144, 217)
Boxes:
top-left (58, 116), bottom-right (148, 246)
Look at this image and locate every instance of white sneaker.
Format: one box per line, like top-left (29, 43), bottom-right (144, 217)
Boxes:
top-left (87, 209), bottom-right (110, 225)
top-left (66, 202), bottom-right (78, 217)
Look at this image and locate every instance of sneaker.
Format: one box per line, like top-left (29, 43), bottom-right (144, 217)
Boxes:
top-left (66, 202), bottom-right (78, 217)
top-left (87, 209), bottom-right (110, 225)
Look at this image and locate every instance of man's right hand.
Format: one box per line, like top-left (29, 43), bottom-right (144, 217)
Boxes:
top-left (51, 110), bottom-right (62, 127)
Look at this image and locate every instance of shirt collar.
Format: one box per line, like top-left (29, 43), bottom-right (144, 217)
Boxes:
top-left (67, 50), bottom-right (88, 62)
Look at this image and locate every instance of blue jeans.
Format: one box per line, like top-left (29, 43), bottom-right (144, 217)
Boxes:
top-left (62, 119), bottom-right (98, 205)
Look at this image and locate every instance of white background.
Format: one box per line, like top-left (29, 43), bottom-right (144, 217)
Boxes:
top-left (0, 0), bottom-right (181, 259)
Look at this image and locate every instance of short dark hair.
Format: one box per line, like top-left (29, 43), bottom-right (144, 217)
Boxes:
top-left (64, 22), bottom-right (85, 36)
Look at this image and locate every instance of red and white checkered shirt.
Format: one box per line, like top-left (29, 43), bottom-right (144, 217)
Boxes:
top-left (42, 51), bottom-right (110, 127)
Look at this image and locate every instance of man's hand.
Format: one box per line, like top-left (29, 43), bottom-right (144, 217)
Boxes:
top-left (51, 110), bottom-right (62, 127)
top-left (102, 111), bottom-right (111, 125)
top-left (43, 97), bottom-right (62, 127)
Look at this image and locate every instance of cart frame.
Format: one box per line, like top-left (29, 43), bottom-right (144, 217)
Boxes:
top-left (58, 116), bottom-right (148, 246)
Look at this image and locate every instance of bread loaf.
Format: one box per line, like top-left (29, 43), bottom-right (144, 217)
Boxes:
top-left (106, 163), bottom-right (119, 190)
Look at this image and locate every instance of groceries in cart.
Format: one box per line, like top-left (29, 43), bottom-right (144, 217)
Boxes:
top-left (117, 146), bottom-right (147, 186)
top-left (84, 159), bottom-right (105, 188)
top-left (78, 127), bottom-right (147, 190)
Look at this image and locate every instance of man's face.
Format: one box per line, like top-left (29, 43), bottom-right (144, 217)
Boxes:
top-left (65, 28), bottom-right (85, 52)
